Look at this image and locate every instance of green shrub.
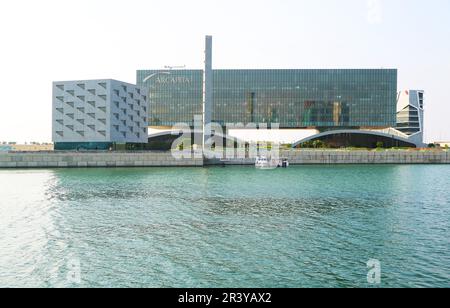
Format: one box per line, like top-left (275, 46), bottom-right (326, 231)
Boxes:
top-left (391, 147), bottom-right (412, 150)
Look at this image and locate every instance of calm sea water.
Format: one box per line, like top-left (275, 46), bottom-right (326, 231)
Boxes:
top-left (0, 165), bottom-right (449, 288)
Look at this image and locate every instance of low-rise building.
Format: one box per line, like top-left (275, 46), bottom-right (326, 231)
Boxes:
top-left (11, 144), bottom-right (54, 152)
top-left (0, 145), bottom-right (13, 152)
top-left (434, 141), bottom-right (450, 148)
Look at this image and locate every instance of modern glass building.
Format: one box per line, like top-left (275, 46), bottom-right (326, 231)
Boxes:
top-left (51, 37), bottom-right (423, 150)
top-left (137, 69), bottom-right (397, 129)
top-left (137, 70), bottom-right (203, 127)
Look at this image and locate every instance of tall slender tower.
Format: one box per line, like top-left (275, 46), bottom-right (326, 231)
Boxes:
top-left (202, 36), bottom-right (213, 150)
top-left (396, 90), bottom-right (425, 147)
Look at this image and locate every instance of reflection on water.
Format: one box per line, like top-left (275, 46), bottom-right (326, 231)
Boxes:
top-left (0, 165), bottom-right (449, 287)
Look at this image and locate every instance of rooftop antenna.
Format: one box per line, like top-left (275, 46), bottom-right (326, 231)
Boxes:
top-left (164, 65), bottom-right (186, 70)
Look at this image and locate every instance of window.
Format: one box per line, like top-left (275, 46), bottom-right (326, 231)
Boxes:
top-left (419, 92), bottom-right (424, 109)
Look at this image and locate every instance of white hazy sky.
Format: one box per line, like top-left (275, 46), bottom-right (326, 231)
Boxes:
top-left (0, 0), bottom-right (449, 143)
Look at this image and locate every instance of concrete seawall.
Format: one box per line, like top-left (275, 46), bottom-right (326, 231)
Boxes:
top-left (0, 151), bottom-right (203, 168)
top-left (210, 150), bottom-right (450, 165)
top-left (0, 150), bottom-right (449, 168)
top-left (285, 150), bottom-right (450, 165)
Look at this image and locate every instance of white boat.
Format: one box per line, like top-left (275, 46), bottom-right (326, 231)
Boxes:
top-left (255, 157), bottom-right (290, 169)
top-left (255, 156), bottom-right (280, 169)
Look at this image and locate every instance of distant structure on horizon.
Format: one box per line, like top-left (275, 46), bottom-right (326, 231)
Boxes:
top-left (434, 141), bottom-right (450, 148)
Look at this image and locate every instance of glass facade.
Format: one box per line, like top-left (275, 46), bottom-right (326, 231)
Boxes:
top-left (54, 142), bottom-right (113, 151)
top-left (137, 69), bottom-right (397, 129)
top-left (397, 106), bottom-right (421, 135)
top-left (137, 70), bottom-right (203, 127)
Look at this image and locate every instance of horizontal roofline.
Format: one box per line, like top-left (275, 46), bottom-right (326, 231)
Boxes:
top-left (137, 68), bottom-right (397, 71)
top-left (52, 79), bottom-right (143, 87)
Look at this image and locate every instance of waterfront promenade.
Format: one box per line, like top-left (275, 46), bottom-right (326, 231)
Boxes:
top-left (0, 149), bottom-right (449, 168)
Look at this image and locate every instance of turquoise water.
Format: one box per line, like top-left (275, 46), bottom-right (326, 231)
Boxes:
top-left (0, 165), bottom-right (449, 288)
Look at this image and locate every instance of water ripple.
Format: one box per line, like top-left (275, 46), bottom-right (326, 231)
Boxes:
top-left (0, 166), bottom-right (449, 288)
